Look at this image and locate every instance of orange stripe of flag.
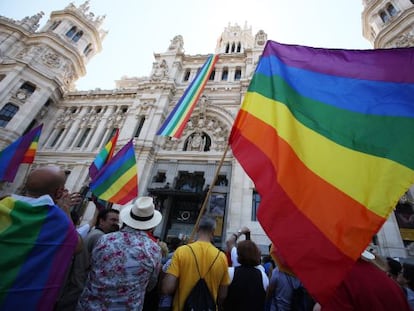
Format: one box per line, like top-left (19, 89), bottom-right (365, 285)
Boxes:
top-left (237, 110), bottom-right (385, 258)
top-left (108, 176), bottom-right (138, 204)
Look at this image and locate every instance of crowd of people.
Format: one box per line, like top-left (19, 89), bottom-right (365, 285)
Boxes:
top-left (2, 165), bottom-right (414, 310)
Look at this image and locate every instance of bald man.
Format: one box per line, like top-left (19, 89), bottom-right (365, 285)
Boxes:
top-left (0, 166), bottom-right (81, 311)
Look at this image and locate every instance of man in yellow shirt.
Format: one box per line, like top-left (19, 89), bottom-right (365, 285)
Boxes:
top-left (161, 216), bottom-right (230, 311)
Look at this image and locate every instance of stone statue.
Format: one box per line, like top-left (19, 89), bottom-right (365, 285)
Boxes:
top-left (79, 1), bottom-right (91, 13)
top-left (255, 30), bottom-right (267, 46)
top-left (151, 59), bottom-right (168, 81)
top-left (186, 131), bottom-right (206, 151)
top-left (169, 35), bottom-right (184, 51)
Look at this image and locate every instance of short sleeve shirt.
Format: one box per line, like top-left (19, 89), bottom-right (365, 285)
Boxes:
top-left (77, 227), bottom-right (161, 311)
top-left (167, 241), bottom-right (230, 311)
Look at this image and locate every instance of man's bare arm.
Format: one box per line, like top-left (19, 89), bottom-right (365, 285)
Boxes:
top-left (161, 273), bottom-right (178, 296)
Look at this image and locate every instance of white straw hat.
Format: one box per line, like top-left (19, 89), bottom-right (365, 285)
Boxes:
top-left (120, 196), bottom-right (162, 230)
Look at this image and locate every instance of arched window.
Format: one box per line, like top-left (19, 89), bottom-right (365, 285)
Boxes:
top-left (0, 103), bottom-right (19, 127)
top-left (183, 131), bottom-right (211, 152)
top-left (234, 67), bottom-right (242, 81)
top-left (237, 42), bottom-right (241, 53)
top-left (20, 82), bottom-right (36, 96)
top-left (387, 4), bottom-right (397, 16)
top-left (231, 42), bottom-right (236, 53)
top-left (83, 43), bottom-right (92, 56)
top-left (50, 128), bottom-right (64, 147)
top-left (50, 20), bottom-right (61, 30)
top-left (183, 69), bottom-right (191, 82)
top-left (225, 43), bottom-right (230, 53)
top-left (66, 26), bottom-right (77, 38)
top-left (209, 70), bottom-right (215, 81)
top-left (221, 67), bottom-right (228, 81)
top-left (380, 11), bottom-right (389, 23)
top-left (76, 128), bottom-right (91, 147)
top-left (23, 120), bottom-right (37, 135)
top-left (251, 189), bottom-right (261, 221)
top-left (72, 31), bottom-right (83, 42)
top-left (134, 116), bottom-right (146, 138)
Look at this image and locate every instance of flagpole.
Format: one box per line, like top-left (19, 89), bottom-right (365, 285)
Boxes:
top-left (189, 144), bottom-right (230, 242)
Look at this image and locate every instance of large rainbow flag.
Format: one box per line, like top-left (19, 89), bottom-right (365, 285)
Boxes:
top-left (90, 139), bottom-right (138, 204)
top-left (229, 40), bottom-right (414, 304)
top-left (0, 195), bottom-right (78, 310)
top-left (0, 124), bottom-right (43, 182)
top-left (89, 128), bottom-right (119, 179)
top-left (156, 54), bottom-right (219, 138)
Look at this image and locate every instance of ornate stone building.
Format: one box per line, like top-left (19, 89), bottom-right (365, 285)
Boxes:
top-left (362, 0), bottom-right (414, 258)
top-left (0, 2), bottom-right (269, 250)
top-left (1, 1), bottom-right (413, 254)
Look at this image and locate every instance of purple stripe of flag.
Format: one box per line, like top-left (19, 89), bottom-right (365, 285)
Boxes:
top-left (37, 215), bottom-right (77, 310)
top-left (0, 124), bottom-right (43, 182)
top-left (263, 41), bottom-right (414, 83)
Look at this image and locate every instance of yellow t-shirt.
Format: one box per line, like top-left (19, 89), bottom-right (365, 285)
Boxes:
top-left (167, 241), bottom-right (230, 311)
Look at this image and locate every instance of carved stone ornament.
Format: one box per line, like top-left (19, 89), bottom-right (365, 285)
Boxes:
top-left (395, 33), bottom-right (414, 48)
top-left (63, 64), bottom-right (75, 85)
top-left (151, 60), bottom-right (169, 81)
top-left (161, 113), bottom-right (228, 152)
top-left (15, 90), bottom-right (28, 101)
top-left (42, 50), bottom-right (62, 68)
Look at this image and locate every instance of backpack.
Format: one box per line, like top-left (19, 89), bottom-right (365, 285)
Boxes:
top-left (183, 245), bottom-right (221, 311)
top-left (286, 274), bottom-right (314, 311)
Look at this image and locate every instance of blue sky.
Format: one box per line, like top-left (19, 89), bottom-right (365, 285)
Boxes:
top-left (0, 0), bottom-right (371, 90)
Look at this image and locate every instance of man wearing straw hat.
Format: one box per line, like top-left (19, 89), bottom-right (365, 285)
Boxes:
top-left (77, 197), bottom-right (163, 311)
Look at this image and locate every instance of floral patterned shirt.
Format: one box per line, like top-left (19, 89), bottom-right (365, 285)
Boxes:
top-left (77, 226), bottom-right (162, 311)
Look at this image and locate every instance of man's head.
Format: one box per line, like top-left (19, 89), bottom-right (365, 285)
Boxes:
top-left (237, 240), bottom-right (261, 267)
top-left (96, 209), bottom-right (120, 233)
top-left (197, 216), bottom-right (216, 241)
top-left (25, 166), bottom-right (67, 201)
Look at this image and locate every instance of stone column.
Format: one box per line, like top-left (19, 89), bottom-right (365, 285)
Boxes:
top-left (87, 106), bottom-right (115, 150)
top-left (58, 106), bottom-right (88, 150)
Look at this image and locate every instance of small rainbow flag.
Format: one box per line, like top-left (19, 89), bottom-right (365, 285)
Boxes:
top-left (0, 124), bottom-right (43, 182)
top-left (90, 139), bottom-right (138, 204)
top-left (0, 195), bottom-right (78, 310)
top-left (229, 41), bottom-right (414, 304)
top-left (89, 128), bottom-right (119, 179)
top-left (156, 54), bottom-right (219, 138)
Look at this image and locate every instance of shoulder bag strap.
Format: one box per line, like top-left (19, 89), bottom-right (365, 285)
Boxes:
top-left (187, 244), bottom-right (202, 278)
top-left (187, 245), bottom-right (221, 278)
top-left (204, 249), bottom-right (221, 278)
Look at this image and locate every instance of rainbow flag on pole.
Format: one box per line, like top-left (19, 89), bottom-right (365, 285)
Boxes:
top-left (156, 54), bottom-right (219, 138)
top-left (229, 40), bottom-right (414, 304)
top-left (89, 128), bottom-right (119, 179)
top-left (0, 124), bottom-right (43, 182)
top-left (90, 139), bottom-right (138, 204)
top-left (0, 195), bottom-right (78, 310)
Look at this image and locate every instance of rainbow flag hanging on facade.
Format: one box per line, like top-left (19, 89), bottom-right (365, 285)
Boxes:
top-left (90, 139), bottom-right (138, 204)
top-left (0, 195), bottom-right (78, 310)
top-left (0, 124), bottom-right (43, 182)
top-left (89, 128), bottom-right (119, 179)
top-left (156, 54), bottom-right (219, 138)
top-left (229, 40), bottom-right (414, 304)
